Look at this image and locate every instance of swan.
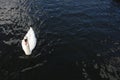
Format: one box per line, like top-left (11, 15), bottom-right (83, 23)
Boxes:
top-left (21, 27), bottom-right (37, 55)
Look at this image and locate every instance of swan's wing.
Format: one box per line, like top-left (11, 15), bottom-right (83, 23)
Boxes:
top-left (26, 27), bottom-right (37, 51)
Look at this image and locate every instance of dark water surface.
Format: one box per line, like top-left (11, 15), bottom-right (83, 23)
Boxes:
top-left (0, 0), bottom-right (120, 80)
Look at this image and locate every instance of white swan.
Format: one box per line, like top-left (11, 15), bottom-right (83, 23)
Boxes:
top-left (21, 27), bottom-right (37, 55)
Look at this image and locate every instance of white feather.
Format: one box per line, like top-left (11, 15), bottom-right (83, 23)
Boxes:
top-left (21, 27), bottom-right (37, 55)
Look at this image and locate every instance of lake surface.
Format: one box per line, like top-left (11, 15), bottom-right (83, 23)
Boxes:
top-left (0, 0), bottom-right (120, 80)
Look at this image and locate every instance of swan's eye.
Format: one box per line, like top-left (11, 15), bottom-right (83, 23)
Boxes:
top-left (25, 39), bottom-right (27, 42)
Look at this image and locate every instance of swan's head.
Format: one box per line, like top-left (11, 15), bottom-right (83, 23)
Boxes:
top-left (23, 37), bottom-right (28, 46)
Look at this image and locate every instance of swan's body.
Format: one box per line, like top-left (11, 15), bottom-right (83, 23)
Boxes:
top-left (21, 27), bottom-right (37, 55)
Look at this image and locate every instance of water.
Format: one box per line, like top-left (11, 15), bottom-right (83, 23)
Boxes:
top-left (0, 0), bottom-right (120, 80)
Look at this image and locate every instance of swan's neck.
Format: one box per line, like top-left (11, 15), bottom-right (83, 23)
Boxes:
top-left (22, 39), bottom-right (31, 55)
top-left (24, 43), bottom-right (31, 55)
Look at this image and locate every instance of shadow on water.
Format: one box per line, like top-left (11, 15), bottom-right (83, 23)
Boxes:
top-left (0, 0), bottom-right (120, 80)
